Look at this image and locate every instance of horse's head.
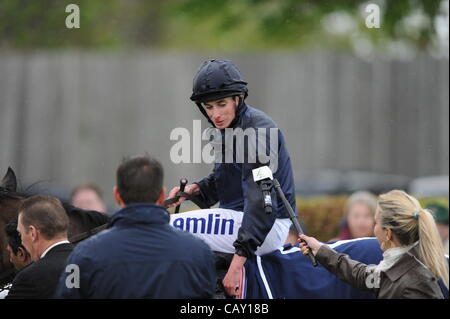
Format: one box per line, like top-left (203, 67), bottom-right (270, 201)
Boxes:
top-left (0, 167), bottom-right (23, 221)
top-left (1, 167), bottom-right (17, 194)
top-left (0, 167), bottom-right (25, 284)
top-left (0, 167), bottom-right (110, 284)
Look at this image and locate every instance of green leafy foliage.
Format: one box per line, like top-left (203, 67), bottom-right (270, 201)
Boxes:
top-left (0, 0), bottom-right (163, 49)
top-left (0, 0), bottom-right (445, 50)
top-left (165, 0), bottom-right (444, 51)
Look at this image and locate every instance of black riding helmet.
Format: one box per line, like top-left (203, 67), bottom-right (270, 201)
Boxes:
top-left (190, 59), bottom-right (248, 124)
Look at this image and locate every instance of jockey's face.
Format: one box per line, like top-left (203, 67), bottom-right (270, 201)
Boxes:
top-left (202, 96), bottom-right (238, 129)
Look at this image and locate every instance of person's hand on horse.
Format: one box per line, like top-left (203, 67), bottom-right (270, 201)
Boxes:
top-left (298, 234), bottom-right (323, 256)
top-left (167, 184), bottom-right (200, 208)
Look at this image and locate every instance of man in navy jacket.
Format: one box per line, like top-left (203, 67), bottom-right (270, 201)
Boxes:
top-left (55, 156), bottom-right (216, 298)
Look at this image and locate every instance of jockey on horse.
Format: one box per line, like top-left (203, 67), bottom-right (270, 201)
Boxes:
top-left (166, 59), bottom-right (298, 297)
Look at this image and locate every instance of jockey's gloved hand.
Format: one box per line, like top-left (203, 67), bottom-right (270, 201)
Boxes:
top-left (167, 184), bottom-right (200, 208)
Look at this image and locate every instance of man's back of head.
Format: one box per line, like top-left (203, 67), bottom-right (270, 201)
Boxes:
top-left (17, 195), bottom-right (69, 261)
top-left (115, 155), bottom-right (164, 206)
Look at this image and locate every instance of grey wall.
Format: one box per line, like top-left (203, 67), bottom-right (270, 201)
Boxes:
top-left (0, 51), bottom-right (448, 207)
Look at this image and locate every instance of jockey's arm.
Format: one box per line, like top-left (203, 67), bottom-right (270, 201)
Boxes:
top-left (223, 254), bottom-right (247, 297)
top-left (195, 170), bottom-right (219, 207)
top-left (223, 162), bottom-right (278, 297)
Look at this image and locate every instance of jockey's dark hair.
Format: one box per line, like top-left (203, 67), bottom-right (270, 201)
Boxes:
top-left (19, 195), bottom-right (69, 239)
top-left (5, 220), bottom-right (24, 255)
top-left (116, 155), bottom-right (163, 205)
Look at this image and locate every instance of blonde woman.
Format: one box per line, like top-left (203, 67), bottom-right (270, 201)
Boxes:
top-left (299, 190), bottom-right (448, 299)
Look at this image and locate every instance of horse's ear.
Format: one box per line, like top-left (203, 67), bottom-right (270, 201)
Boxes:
top-left (1, 167), bottom-right (17, 192)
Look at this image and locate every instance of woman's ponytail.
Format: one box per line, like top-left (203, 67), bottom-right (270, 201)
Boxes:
top-left (417, 208), bottom-right (449, 288)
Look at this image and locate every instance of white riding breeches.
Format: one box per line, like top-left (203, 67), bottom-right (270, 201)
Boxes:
top-left (169, 208), bottom-right (292, 256)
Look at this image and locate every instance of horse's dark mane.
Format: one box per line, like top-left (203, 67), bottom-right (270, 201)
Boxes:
top-left (0, 179), bottom-right (69, 203)
top-left (1, 171), bottom-right (108, 217)
top-left (0, 186), bottom-right (26, 201)
top-left (0, 185), bottom-right (83, 219)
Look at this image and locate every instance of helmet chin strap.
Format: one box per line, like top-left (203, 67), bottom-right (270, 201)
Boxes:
top-left (228, 94), bottom-right (245, 128)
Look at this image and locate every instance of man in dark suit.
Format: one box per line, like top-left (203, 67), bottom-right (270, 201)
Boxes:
top-left (6, 195), bottom-right (73, 299)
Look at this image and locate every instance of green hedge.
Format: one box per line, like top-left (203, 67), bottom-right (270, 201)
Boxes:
top-left (297, 196), bottom-right (449, 242)
top-left (296, 196), bottom-right (348, 242)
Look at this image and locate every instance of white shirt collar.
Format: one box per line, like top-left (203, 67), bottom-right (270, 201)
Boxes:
top-left (40, 240), bottom-right (70, 259)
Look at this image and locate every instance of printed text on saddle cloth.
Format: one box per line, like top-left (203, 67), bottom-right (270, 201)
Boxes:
top-left (169, 208), bottom-right (291, 255)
